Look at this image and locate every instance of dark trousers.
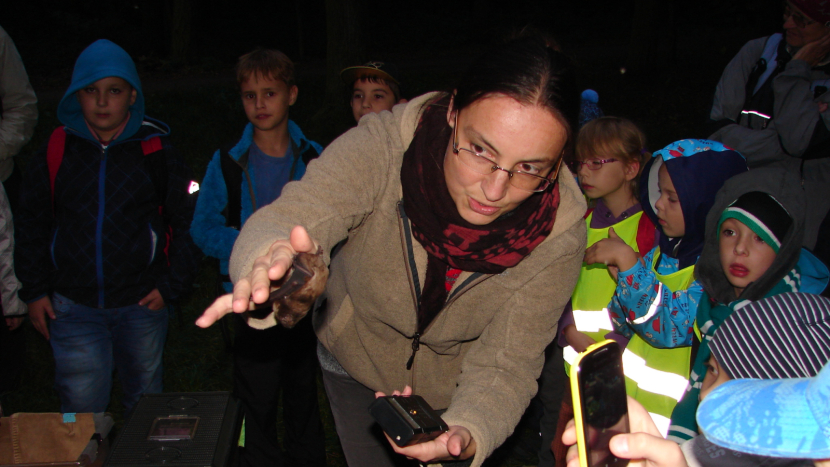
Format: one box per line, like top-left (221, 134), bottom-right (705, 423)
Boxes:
top-left (233, 314), bottom-right (326, 467)
top-left (537, 343), bottom-right (567, 467)
top-left (321, 368), bottom-right (415, 467)
top-left (0, 316), bottom-right (25, 394)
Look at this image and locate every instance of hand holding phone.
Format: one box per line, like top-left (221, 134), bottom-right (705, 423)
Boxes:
top-left (570, 340), bottom-right (630, 467)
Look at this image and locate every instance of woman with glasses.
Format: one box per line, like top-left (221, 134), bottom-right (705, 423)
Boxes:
top-left (707, 0), bottom-right (830, 250)
top-left (198, 34), bottom-right (587, 467)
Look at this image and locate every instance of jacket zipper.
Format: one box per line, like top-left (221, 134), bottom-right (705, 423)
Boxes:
top-left (96, 146), bottom-right (108, 308)
top-left (396, 201), bottom-right (494, 384)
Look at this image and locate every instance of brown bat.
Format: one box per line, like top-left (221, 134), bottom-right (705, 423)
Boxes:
top-left (249, 246), bottom-right (329, 328)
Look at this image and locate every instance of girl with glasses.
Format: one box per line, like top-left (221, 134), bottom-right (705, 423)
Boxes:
top-left (547, 116), bottom-right (655, 465)
top-left (197, 33), bottom-right (588, 467)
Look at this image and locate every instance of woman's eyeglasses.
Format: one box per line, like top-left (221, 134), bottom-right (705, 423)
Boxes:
top-left (452, 113), bottom-right (560, 193)
top-left (574, 158), bottom-right (619, 171)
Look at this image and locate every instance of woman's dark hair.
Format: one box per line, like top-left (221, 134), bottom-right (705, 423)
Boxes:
top-left (452, 33), bottom-right (580, 164)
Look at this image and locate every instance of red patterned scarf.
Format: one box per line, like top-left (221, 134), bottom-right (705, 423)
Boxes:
top-left (401, 95), bottom-right (560, 332)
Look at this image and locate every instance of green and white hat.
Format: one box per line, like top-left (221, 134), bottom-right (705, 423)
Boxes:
top-left (718, 191), bottom-right (791, 253)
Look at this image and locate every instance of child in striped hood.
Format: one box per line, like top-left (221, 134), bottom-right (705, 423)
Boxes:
top-left (685, 292), bottom-right (830, 467)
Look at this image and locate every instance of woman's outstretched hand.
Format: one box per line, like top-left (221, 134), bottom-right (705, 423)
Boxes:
top-left (374, 386), bottom-right (477, 463)
top-left (195, 225), bottom-right (320, 328)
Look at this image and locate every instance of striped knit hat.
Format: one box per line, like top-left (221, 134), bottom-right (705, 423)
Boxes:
top-left (710, 292), bottom-right (830, 380)
top-left (718, 191), bottom-right (791, 253)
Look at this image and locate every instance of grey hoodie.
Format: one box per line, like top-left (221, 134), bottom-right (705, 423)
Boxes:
top-left (695, 168), bottom-right (807, 304)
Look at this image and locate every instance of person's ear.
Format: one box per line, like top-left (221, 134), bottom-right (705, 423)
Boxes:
top-left (130, 87), bottom-right (137, 106)
top-left (446, 91), bottom-right (457, 129)
top-left (289, 85), bottom-right (298, 106)
top-left (624, 160), bottom-right (640, 181)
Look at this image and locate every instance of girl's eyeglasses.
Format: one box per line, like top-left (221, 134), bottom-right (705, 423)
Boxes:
top-left (575, 158), bottom-right (619, 171)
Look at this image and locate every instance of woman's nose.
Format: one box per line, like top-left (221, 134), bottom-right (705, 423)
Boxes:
top-left (482, 169), bottom-right (511, 201)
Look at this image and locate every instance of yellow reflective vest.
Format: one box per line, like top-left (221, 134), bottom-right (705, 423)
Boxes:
top-left (563, 211), bottom-right (648, 372)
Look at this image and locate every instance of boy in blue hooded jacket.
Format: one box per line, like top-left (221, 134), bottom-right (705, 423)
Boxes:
top-left (190, 49), bottom-right (326, 467)
top-left (15, 40), bottom-right (200, 414)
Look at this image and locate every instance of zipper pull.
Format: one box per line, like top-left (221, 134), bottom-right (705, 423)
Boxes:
top-left (406, 332), bottom-right (420, 370)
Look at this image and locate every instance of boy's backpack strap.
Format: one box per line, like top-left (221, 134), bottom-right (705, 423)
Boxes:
top-left (141, 137), bottom-right (168, 209)
top-left (301, 141), bottom-right (321, 166)
top-left (141, 137), bottom-right (163, 156)
top-left (47, 126), bottom-right (67, 211)
top-left (219, 144), bottom-right (245, 230)
top-left (288, 139), bottom-right (301, 182)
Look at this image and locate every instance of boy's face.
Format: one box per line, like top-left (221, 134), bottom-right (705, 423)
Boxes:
top-left (76, 76), bottom-right (136, 141)
top-left (699, 355), bottom-right (731, 401)
top-left (719, 217), bottom-right (777, 297)
top-left (351, 78), bottom-right (397, 123)
top-left (654, 163), bottom-right (685, 237)
top-left (241, 73), bottom-right (297, 133)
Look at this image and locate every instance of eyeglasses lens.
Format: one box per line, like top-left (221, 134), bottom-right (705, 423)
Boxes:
top-left (455, 149), bottom-right (549, 192)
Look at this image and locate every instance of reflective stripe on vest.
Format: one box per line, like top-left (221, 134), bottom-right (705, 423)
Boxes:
top-left (564, 212), bottom-right (647, 372)
top-left (622, 347), bottom-right (690, 401)
top-left (622, 248), bottom-right (696, 422)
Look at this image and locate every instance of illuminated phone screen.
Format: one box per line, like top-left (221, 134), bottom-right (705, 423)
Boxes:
top-left (578, 343), bottom-right (629, 467)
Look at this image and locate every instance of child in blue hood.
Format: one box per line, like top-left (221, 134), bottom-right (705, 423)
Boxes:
top-left (583, 139), bottom-right (749, 436)
top-left (15, 39), bottom-right (200, 414)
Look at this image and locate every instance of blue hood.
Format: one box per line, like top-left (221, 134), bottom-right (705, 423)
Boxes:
top-left (58, 39), bottom-right (144, 142)
top-left (639, 139), bottom-right (748, 269)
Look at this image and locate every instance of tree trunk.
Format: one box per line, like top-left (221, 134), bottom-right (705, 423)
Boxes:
top-left (169, 0), bottom-right (192, 65)
top-left (307, 0), bottom-right (367, 144)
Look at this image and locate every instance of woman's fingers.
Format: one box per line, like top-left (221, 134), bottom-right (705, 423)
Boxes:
top-left (200, 226), bottom-right (322, 326)
top-left (196, 294), bottom-right (235, 328)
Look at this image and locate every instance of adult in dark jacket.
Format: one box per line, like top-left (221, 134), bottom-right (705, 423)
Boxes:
top-left (15, 39), bottom-right (200, 413)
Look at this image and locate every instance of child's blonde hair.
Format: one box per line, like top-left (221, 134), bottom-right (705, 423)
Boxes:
top-left (576, 116), bottom-right (650, 197)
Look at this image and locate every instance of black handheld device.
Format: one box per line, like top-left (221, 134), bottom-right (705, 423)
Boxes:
top-left (368, 395), bottom-right (448, 447)
top-left (570, 339), bottom-right (630, 467)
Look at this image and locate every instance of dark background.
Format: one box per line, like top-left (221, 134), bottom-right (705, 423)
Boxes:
top-left (6, 0), bottom-right (784, 149)
top-left (0, 2), bottom-right (793, 464)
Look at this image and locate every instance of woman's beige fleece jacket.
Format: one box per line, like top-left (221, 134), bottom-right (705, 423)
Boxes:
top-left (230, 93), bottom-right (587, 466)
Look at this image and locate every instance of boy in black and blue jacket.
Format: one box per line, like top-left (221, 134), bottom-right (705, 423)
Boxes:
top-left (15, 39), bottom-right (200, 414)
top-left (190, 49), bottom-right (326, 467)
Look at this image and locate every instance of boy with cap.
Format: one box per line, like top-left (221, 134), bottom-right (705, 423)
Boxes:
top-left (669, 167), bottom-right (829, 441)
top-left (340, 61), bottom-right (405, 123)
top-left (15, 39), bottom-right (200, 414)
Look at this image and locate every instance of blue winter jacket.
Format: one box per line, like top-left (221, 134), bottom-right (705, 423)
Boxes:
top-left (15, 39), bottom-right (201, 308)
top-left (190, 121), bottom-right (322, 292)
